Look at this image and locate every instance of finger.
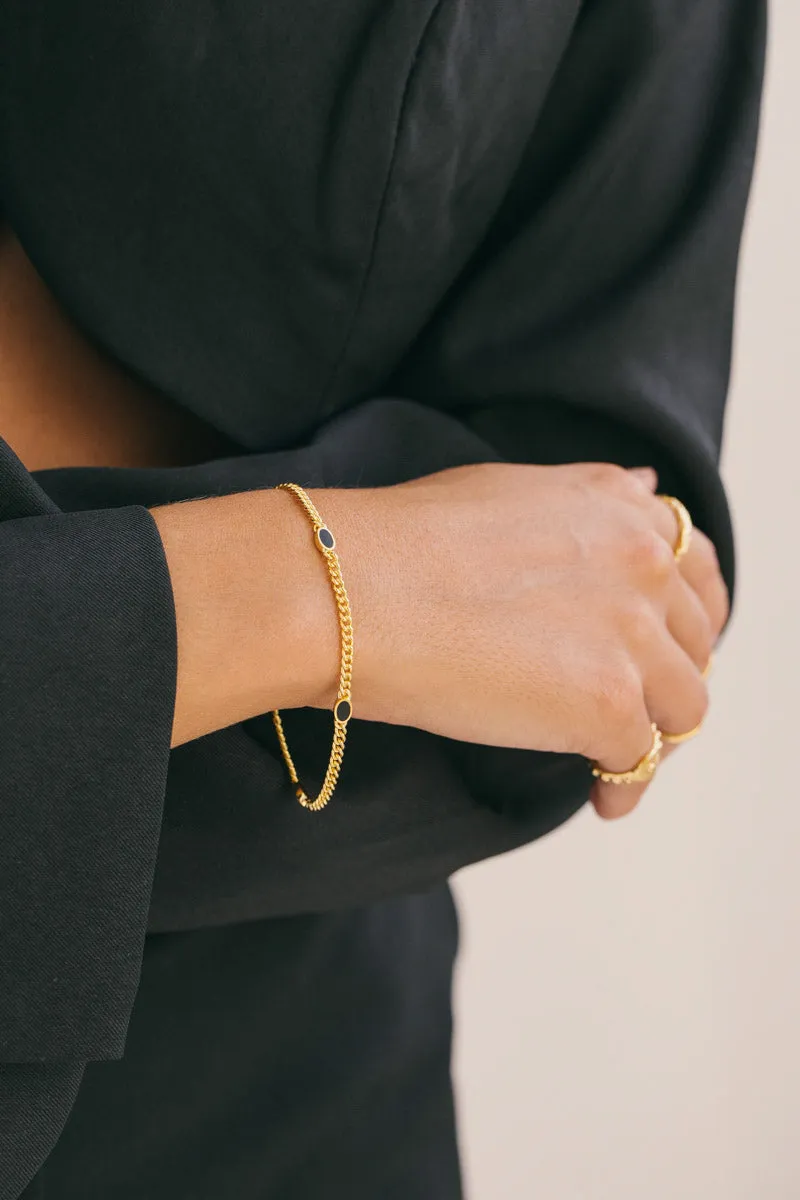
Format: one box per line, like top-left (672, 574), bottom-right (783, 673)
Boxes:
top-left (637, 489), bottom-right (693, 550)
top-left (588, 675), bottom-right (658, 820)
top-left (677, 529), bottom-right (730, 639)
top-left (665, 573), bottom-right (715, 672)
top-left (591, 775), bottom-right (650, 820)
top-left (634, 495), bottom-right (729, 640)
top-left (591, 611), bottom-right (708, 821)
top-left (641, 625), bottom-right (709, 743)
top-left (641, 492), bottom-right (728, 629)
top-left (590, 741), bottom-right (678, 819)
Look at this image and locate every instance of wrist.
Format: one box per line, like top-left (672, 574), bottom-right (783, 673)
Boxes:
top-left (235, 488), bottom-right (343, 712)
top-left (304, 483), bottom-right (419, 723)
top-left (152, 488), bottom-right (343, 745)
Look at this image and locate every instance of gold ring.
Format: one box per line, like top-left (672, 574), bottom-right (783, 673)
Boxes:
top-left (591, 724), bottom-right (663, 785)
top-left (658, 494), bottom-right (693, 562)
top-left (702, 652), bottom-right (714, 680)
top-left (661, 719), bottom-right (704, 746)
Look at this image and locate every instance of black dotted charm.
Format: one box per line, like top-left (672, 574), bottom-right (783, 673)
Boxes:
top-left (335, 698), bottom-right (352, 724)
top-left (316, 527), bottom-right (335, 551)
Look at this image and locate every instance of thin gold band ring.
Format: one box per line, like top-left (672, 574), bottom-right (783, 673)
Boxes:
top-left (658, 494), bottom-right (693, 562)
top-left (661, 720), bottom-right (704, 746)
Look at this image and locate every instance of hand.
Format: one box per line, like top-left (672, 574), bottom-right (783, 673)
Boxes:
top-left (587, 482), bottom-right (724, 820)
top-left (317, 462), bottom-right (729, 815)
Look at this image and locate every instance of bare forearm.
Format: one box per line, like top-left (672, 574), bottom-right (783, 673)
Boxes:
top-left (151, 463), bottom-right (727, 835)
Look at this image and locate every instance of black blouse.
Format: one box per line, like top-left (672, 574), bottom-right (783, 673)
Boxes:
top-left (0, 0), bottom-right (764, 1194)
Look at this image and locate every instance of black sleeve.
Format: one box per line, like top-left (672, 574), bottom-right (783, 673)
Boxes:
top-left (118, 0), bottom-right (760, 933)
top-left (0, 0), bottom-right (765, 1192)
top-left (1, 1064), bottom-right (83, 1200)
top-left (394, 0), bottom-right (767, 599)
top-left (0, 440), bottom-right (177, 1195)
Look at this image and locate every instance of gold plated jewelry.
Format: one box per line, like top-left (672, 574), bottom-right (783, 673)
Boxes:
top-left (591, 723), bottom-right (663, 785)
top-left (702, 652), bottom-right (715, 680)
top-left (661, 719), bottom-right (704, 746)
top-left (272, 483), bottom-right (354, 811)
top-left (658, 494), bottom-right (693, 562)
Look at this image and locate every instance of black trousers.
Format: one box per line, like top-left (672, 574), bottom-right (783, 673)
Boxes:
top-left (32, 887), bottom-right (462, 1199)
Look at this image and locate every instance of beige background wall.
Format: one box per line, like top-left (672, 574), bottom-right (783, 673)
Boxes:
top-left (454, 5), bottom-right (800, 1197)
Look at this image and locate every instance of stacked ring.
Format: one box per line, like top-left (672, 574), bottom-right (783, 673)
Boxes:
top-left (591, 724), bottom-right (663, 785)
top-left (591, 494), bottom-right (712, 782)
top-left (661, 720), bottom-right (704, 746)
top-left (658, 494), bottom-right (693, 562)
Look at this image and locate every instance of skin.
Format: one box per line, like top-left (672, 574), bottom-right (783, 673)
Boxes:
top-left (0, 227), bottom-right (729, 821)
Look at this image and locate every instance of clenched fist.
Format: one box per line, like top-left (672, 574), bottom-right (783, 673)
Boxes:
top-left (316, 461), bottom-right (728, 820)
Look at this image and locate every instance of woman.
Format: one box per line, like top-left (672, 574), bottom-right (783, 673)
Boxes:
top-left (0, 0), bottom-right (764, 1196)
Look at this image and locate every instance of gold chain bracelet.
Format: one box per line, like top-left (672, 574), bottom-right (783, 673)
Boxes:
top-left (271, 483), bottom-right (354, 811)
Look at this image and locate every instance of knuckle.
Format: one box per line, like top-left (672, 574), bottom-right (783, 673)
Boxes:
top-left (589, 461), bottom-right (628, 491)
top-left (617, 527), bottom-right (674, 584)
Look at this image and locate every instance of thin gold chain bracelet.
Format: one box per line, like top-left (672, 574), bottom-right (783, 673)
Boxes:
top-left (271, 483), bottom-right (354, 811)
